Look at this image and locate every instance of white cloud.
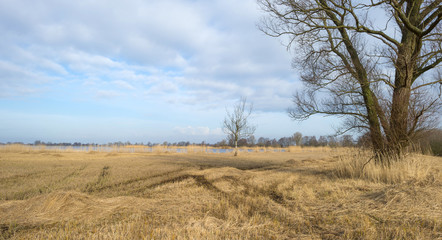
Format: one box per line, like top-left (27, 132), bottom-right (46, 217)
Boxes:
top-left (62, 50), bottom-right (122, 73)
top-left (0, 0), bottom-right (324, 143)
top-left (0, 0), bottom-right (297, 108)
top-left (145, 81), bottom-right (179, 96)
top-left (113, 80), bottom-right (135, 90)
top-left (0, 60), bottom-right (57, 97)
top-left (96, 90), bottom-right (122, 99)
top-left (174, 126), bottom-right (223, 136)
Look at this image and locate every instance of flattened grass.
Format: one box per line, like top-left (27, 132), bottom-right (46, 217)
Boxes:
top-left (0, 147), bottom-right (440, 239)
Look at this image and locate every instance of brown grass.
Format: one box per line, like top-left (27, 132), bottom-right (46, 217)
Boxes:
top-left (334, 150), bottom-right (439, 184)
top-left (0, 146), bottom-right (441, 239)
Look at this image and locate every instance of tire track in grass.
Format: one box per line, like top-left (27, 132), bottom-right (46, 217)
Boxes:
top-left (83, 168), bottom-right (186, 193)
top-left (59, 164), bottom-right (89, 183)
top-left (6, 165), bottom-right (91, 200)
top-left (142, 174), bottom-right (222, 193)
top-left (0, 171), bottom-right (48, 181)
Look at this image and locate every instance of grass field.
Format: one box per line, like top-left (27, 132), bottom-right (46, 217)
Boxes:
top-left (0, 146), bottom-right (441, 239)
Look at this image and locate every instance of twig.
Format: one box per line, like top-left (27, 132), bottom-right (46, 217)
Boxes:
top-left (361, 156), bottom-right (375, 173)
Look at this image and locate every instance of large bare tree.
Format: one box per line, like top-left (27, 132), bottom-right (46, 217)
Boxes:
top-left (223, 97), bottom-right (256, 156)
top-left (259, 0), bottom-right (442, 162)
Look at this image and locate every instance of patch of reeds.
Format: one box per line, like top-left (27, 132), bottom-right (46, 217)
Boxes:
top-left (0, 144), bottom-right (348, 156)
top-left (333, 151), bottom-right (437, 184)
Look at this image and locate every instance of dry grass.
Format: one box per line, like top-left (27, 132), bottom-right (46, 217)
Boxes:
top-left (0, 146), bottom-right (441, 239)
top-left (334, 150), bottom-right (439, 185)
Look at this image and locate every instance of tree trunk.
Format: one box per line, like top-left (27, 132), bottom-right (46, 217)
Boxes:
top-left (362, 85), bottom-right (387, 161)
top-left (234, 139), bottom-right (238, 156)
top-left (322, 3), bottom-right (387, 160)
top-left (388, 0), bottom-right (421, 157)
top-left (389, 85), bottom-right (412, 154)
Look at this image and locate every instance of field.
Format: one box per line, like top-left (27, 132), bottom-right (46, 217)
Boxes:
top-left (0, 146), bottom-right (441, 239)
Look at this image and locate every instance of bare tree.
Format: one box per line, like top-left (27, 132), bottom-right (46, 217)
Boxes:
top-left (223, 97), bottom-right (256, 156)
top-left (293, 132), bottom-right (303, 146)
top-left (258, 0), bottom-right (442, 163)
top-left (247, 135), bottom-right (257, 146)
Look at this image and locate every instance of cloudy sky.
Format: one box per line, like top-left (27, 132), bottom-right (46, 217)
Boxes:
top-left (0, 0), bottom-right (338, 144)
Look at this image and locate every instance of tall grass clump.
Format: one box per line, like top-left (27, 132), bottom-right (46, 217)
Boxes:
top-left (0, 144), bottom-right (35, 153)
top-left (334, 151), bottom-right (435, 184)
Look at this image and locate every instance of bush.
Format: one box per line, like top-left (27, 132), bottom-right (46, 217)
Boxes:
top-left (418, 129), bottom-right (442, 156)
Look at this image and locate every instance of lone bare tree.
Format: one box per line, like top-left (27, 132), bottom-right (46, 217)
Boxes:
top-left (259, 0), bottom-right (441, 163)
top-left (293, 132), bottom-right (303, 146)
top-left (223, 97), bottom-right (256, 156)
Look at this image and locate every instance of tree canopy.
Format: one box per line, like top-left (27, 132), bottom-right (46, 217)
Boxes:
top-left (259, 0), bottom-right (442, 162)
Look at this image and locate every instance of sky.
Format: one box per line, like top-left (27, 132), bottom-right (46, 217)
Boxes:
top-left (0, 0), bottom-right (340, 144)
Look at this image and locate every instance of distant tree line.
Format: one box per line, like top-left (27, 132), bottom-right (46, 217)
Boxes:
top-left (0, 140), bottom-right (206, 147)
top-left (1, 128), bottom-right (440, 156)
top-left (214, 132), bottom-right (357, 148)
top-left (215, 129), bottom-right (442, 156)
top-left (27, 141), bottom-right (196, 147)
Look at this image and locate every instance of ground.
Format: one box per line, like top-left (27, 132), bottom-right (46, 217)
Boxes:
top-left (0, 146), bottom-right (441, 239)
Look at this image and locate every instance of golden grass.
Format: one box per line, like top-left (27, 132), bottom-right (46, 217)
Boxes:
top-left (0, 144), bottom-right (343, 154)
top-left (0, 147), bottom-right (441, 239)
top-left (334, 150), bottom-right (439, 184)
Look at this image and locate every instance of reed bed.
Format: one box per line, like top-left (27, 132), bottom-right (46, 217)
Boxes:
top-left (0, 147), bottom-right (440, 239)
top-left (0, 144), bottom-right (344, 155)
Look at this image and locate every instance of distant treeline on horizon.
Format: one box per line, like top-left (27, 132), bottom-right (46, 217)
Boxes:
top-left (0, 134), bottom-right (367, 148)
top-left (2, 128), bottom-right (441, 156)
top-left (1, 133), bottom-right (357, 148)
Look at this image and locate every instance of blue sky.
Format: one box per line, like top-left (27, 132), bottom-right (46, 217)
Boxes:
top-left (0, 0), bottom-right (339, 144)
